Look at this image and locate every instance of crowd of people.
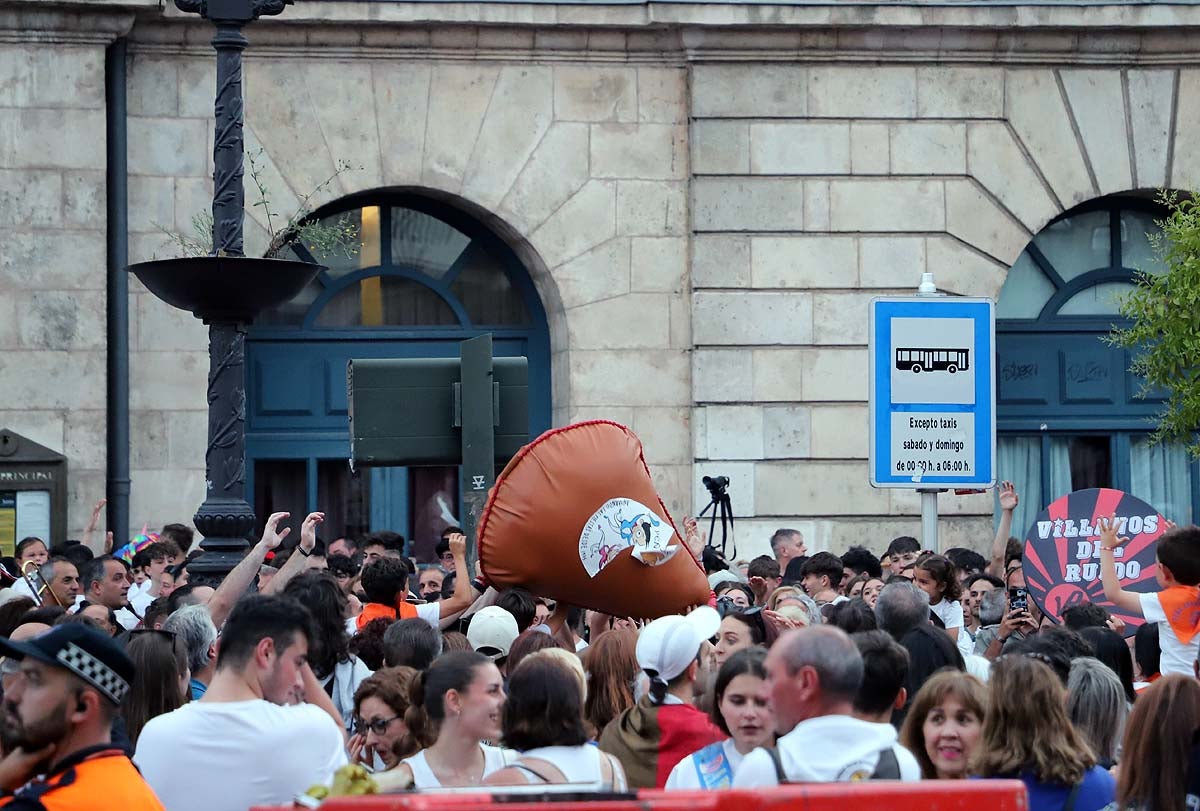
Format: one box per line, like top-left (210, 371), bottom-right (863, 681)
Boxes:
top-left (0, 480), bottom-right (1198, 811)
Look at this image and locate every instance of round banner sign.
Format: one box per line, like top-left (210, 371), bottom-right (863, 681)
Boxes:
top-left (1022, 487), bottom-right (1166, 637)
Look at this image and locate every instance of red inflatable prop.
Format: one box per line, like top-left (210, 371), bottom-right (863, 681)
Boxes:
top-left (477, 421), bottom-right (710, 618)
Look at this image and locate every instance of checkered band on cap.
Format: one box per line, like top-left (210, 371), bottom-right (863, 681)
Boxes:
top-left (55, 642), bottom-right (129, 704)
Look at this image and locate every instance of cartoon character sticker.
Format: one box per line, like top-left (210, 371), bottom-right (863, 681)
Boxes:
top-left (579, 498), bottom-right (678, 578)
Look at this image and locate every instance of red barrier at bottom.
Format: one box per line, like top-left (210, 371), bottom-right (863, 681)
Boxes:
top-left (258, 780), bottom-right (1027, 811)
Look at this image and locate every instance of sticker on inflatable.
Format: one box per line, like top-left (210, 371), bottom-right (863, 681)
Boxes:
top-left (1022, 487), bottom-right (1166, 637)
top-left (579, 498), bottom-right (678, 578)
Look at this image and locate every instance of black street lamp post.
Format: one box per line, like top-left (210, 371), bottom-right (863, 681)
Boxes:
top-left (129, 0), bottom-right (322, 582)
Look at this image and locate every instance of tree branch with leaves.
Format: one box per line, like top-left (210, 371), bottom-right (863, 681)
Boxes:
top-left (1107, 190), bottom-right (1200, 455)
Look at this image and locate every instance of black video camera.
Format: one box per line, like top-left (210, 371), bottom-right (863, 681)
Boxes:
top-left (703, 475), bottom-right (730, 496)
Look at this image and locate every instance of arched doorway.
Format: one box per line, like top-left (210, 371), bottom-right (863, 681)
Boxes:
top-left (245, 192), bottom-right (552, 557)
top-left (996, 194), bottom-right (1196, 537)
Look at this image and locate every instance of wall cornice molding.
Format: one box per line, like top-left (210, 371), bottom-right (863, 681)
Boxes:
top-left (128, 19), bottom-right (1200, 67)
top-left (0, 5), bottom-right (138, 46)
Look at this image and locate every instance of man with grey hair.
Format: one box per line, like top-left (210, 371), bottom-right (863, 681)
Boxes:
top-left (733, 626), bottom-right (920, 785)
top-left (165, 603), bottom-right (218, 700)
top-left (39, 556), bottom-right (81, 608)
top-left (382, 617), bottom-right (443, 670)
top-left (769, 529), bottom-right (807, 572)
top-left (973, 587), bottom-right (1030, 658)
top-left (874, 580), bottom-right (931, 639)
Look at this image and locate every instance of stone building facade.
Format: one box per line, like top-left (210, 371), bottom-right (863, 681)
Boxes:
top-left (3, 0), bottom-right (1199, 560)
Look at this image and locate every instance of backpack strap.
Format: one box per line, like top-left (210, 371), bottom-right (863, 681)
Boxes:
top-left (510, 762), bottom-right (555, 784)
top-left (768, 747), bottom-right (788, 785)
top-left (870, 747), bottom-right (901, 780)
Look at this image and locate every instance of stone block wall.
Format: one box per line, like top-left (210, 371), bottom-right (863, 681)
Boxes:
top-left (0, 38), bottom-right (111, 538)
top-left (690, 62), bottom-right (1200, 561)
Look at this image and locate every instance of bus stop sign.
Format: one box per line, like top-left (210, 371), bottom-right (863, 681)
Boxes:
top-left (869, 297), bottom-right (996, 489)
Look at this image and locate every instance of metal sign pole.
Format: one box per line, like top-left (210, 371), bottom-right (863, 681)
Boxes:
top-left (459, 334), bottom-right (496, 574)
top-left (916, 271), bottom-right (942, 553)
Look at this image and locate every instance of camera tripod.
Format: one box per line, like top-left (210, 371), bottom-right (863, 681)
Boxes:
top-left (698, 475), bottom-right (735, 559)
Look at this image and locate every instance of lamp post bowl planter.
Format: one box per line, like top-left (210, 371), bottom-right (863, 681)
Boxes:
top-left (128, 256), bottom-right (322, 324)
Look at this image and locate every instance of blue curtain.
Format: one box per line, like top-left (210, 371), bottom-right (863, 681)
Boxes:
top-left (1130, 438), bottom-right (1192, 525)
top-left (997, 437), bottom-right (1042, 541)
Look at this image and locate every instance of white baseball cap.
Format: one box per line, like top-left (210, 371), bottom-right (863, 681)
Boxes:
top-left (467, 606), bottom-right (520, 661)
top-left (635, 605), bottom-right (721, 683)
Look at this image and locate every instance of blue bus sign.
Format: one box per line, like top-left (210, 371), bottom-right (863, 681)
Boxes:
top-left (869, 297), bottom-right (996, 489)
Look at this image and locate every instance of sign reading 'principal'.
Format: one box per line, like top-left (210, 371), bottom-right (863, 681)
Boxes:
top-left (869, 297), bottom-right (996, 489)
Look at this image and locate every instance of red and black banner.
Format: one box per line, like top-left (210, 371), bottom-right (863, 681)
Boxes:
top-left (1022, 487), bottom-right (1165, 637)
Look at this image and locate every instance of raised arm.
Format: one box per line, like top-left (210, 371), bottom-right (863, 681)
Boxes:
top-left (208, 511), bottom-right (290, 629)
top-left (79, 499), bottom-right (107, 556)
top-left (988, 482), bottom-right (1018, 577)
top-left (301, 661), bottom-right (346, 743)
top-left (264, 512), bottom-right (324, 596)
top-left (1099, 515), bottom-right (1143, 616)
top-left (437, 533), bottom-right (475, 620)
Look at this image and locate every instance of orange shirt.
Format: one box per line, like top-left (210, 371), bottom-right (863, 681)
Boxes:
top-left (355, 600), bottom-right (417, 631)
top-left (0, 746), bottom-right (164, 811)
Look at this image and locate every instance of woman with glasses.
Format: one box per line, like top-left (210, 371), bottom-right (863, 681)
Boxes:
top-left (122, 629), bottom-right (190, 747)
top-left (349, 667), bottom-right (420, 771)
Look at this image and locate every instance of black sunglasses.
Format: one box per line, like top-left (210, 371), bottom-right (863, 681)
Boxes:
top-left (354, 715), bottom-right (400, 736)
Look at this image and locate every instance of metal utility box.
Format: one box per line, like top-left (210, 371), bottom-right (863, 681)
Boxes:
top-left (347, 356), bottom-right (529, 468)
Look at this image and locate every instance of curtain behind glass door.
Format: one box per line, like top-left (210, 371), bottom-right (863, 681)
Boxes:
top-left (1130, 438), bottom-right (1193, 525)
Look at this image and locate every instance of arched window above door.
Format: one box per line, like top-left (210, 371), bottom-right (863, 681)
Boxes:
top-left (258, 197), bottom-right (535, 330)
top-left (997, 199), bottom-right (1167, 322)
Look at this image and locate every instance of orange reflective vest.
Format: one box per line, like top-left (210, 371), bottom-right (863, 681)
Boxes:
top-left (0, 746), bottom-right (164, 811)
top-left (356, 600), bottom-right (418, 631)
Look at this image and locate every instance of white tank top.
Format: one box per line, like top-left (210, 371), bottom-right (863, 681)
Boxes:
top-left (403, 744), bottom-right (511, 789)
top-left (514, 745), bottom-right (627, 790)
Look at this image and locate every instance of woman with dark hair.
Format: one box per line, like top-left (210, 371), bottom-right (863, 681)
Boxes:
top-left (666, 648), bottom-right (772, 790)
top-left (390, 650), bottom-right (511, 789)
top-left (1117, 675), bottom-right (1200, 810)
top-left (1077, 626), bottom-right (1137, 704)
top-left (349, 667), bottom-right (420, 771)
top-left (485, 656), bottom-right (627, 788)
top-left (582, 629), bottom-right (638, 738)
top-left (121, 629), bottom-right (190, 747)
top-left (974, 656), bottom-right (1115, 810)
top-left (900, 670), bottom-right (986, 780)
top-left (1132, 622), bottom-right (1160, 693)
top-left (282, 571), bottom-right (372, 731)
top-left (713, 611), bottom-right (765, 668)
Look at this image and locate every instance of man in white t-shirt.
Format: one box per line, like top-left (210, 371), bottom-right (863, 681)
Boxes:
top-left (1100, 516), bottom-right (1200, 676)
top-left (134, 594), bottom-right (348, 811)
top-left (733, 626), bottom-right (921, 786)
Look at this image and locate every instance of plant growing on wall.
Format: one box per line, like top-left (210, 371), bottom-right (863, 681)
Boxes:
top-left (158, 149), bottom-right (360, 260)
top-left (1107, 191), bottom-right (1200, 455)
